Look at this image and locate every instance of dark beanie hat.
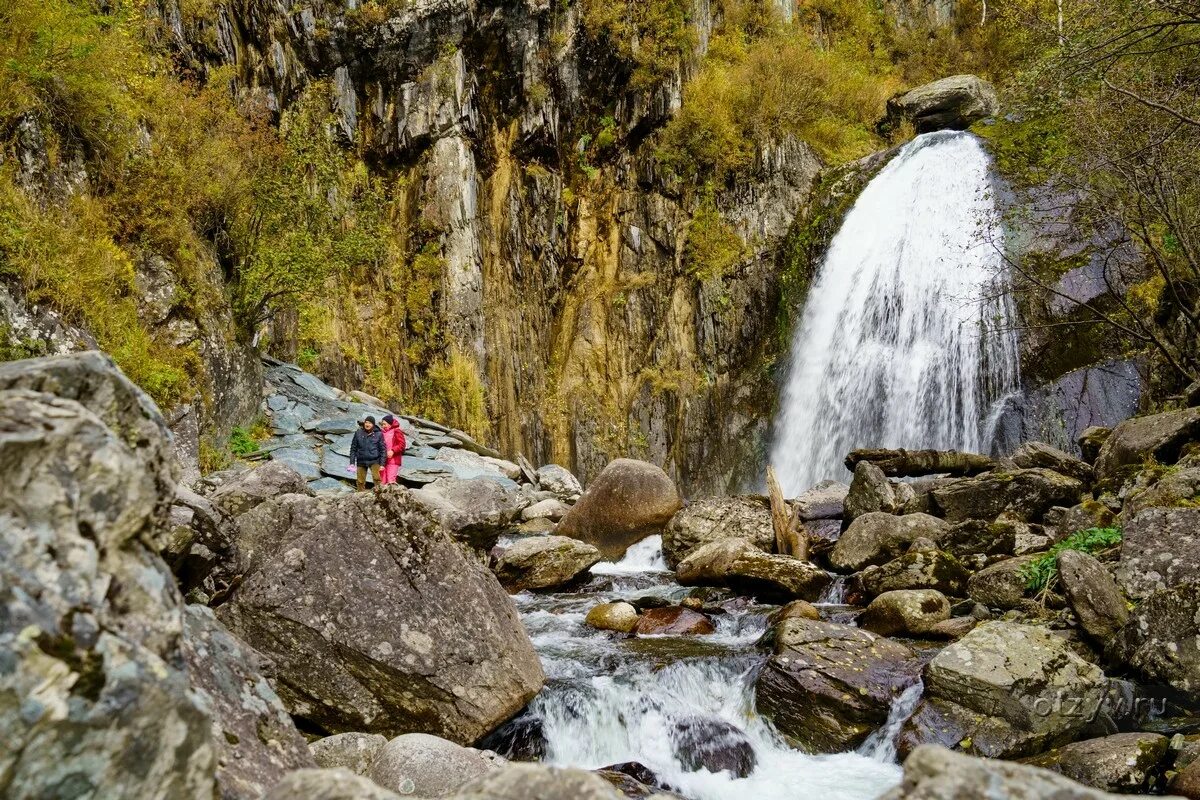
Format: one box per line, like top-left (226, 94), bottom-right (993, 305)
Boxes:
top-left (382, 414), bottom-right (396, 425)
top-left (364, 415), bottom-right (376, 424)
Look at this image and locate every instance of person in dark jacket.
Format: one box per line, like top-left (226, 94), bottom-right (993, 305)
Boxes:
top-left (349, 416), bottom-right (386, 492)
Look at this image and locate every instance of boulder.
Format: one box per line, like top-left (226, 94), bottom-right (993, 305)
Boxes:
top-left (597, 762), bottom-right (670, 797)
top-left (478, 715), bottom-right (547, 762)
top-left (166, 485), bottom-right (239, 601)
top-left (755, 618), bottom-right (921, 752)
top-left (902, 622), bottom-right (1108, 758)
top-left (364, 733), bottom-right (500, 797)
top-left (0, 368), bottom-right (215, 797)
top-left (1055, 500), bottom-right (1117, 541)
top-left (1111, 580), bottom-right (1200, 703)
top-left (411, 476), bottom-right (528, 550)
top-left (1022, 733), bottom-right (1168, 793)
top-left (585, 601), bottom-right (641, 633)
top-left (1057, 550), bottom-right (1128, 644)
top-left (217, 490), bottom-right (545, 743)
top-left (830, 512), bottom-right (949, 571)
top-left (927, 616), bottom-right (979, 640)
top-left (452, 764), bottom-right (625, 800)
top-left (883, 74), bottom-right (1000, 133)
top-left (879, 744), bottom-right (1133, 800)
top-left (493, 535), bottom-right (601, 592)
top-left (310, 732), bottom-right (388, 775)
top-left (181, 605), bottom-right (315, 798)
top-left (210, 460), bottom-right (313, 519)
top-left (678, 539), bottom-right (832, 602)
top-left (1012, 441), bottom-right (1094, 485)
top-left (263, 768), bottom-right (401, 800)
top-left (1122, 466), bottom-right (1200, 520)
top-left (930, 468), bottom-right (1084, 522)
top-left (670, 717), bottom-right (756, 777)
top-left (1175, 746), bottom-right (1200, 800)
top-left (662, 495), bottom-right (774, 568)
top-left (804, 517), bottom-right (843, 561)
top-left (521, 497), bottom-right (570, 521)
top-left (556, 459), bottom-right (682, 560)
top-left (1095, 407), bottom-right (1200, 483)
top-left (967, 555), bottom-right (1039, 610)
top-left (769, 599), bottom-right (821, 624)
top-left (859, 590), bottom-right (951, 637)
top-left (634, 606), bottom-right (715, 635)
top-left (844, 460), bottom-right (901, 520)
top-left (536, 464), bottom-right (583, 501)
top-left (1114, 508), bottom-right (1200, 600)
top-left (858, 547), bottom-right (971, 599)
top-left (938, 518), bottom-right (1017, 558)
top-left (793, 480), bottom-right (849, 520)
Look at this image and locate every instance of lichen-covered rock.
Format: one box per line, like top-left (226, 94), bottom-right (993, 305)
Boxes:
top-left (210, 460), bottom-right (313, 519)
top-left (883, 74), bottom-right (1000, 133)
top-left (1078, 427), bottom-right (1112, 463)
top-left (310, 732), bottom-right (388, 775)
top-left (217, 490), bottom-right (544, 742)
top-left (634, 606), bottom-right (715, 636)
top-left (1110, 580), bottom-right (1200, 703)
top-left (1021, 733), bottom-right (1168, 793)
top-left (264, 768), bottom-right (402, 800)
top-left (1114, 507), bottom-right (1200, 600)
top-left (929, 468), bottom-right (1084, 522)
top-left (677, 538), bottom-right (831, 602)
top-left (585, 601), bottom-right (641, 633)
top-left (967, 555), bottom-right (1039, 610)
top-left (365, 733), bottom-right (501, 797)
top-left (411, 476), bottom-right (528, 550)
top-left (859, 590), bottom-right (951, 637)
top-left (181, 605), bottom-right (315, 798)
top-left (1122, 467), bottom-right (1200, 520)
top-left (844, 460), bottom-right (901, 520)
top-left (1012, 441), bottom-right (1094, 484)
top-left (1055, 500), bottom-right (1116, 541)
top-left (452, 764), bottom-right (625, 800)
top-left (557, 459), bottom-right (682, 560)
top-left (662, 495), bottom-right (773, 568)
top-left (769, 599), bottom-right (821, 624)
top-left (1057, 550), bottom-right (1128, 644)
top-left (938, 518), bottom-right (1017, 558)
top-left (858, 547), bottom-right (971, 599)
top-left (830, 512), bottom-right (949, 571)
top-left (793, 479), bottom-right (849, 520)
top-left (493, 535), bottom-right (601, 591)
top-left (1094, 407), bottom-right (1200, 483)
top-left (755, 617), bottom-right (921, 753)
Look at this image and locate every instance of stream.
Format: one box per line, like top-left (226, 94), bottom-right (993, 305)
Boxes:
top-left (509, 536), bottom-right (907, 800)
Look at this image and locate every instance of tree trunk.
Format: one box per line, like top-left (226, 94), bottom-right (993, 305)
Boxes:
top-left (766, 466), bottom-right (807, 561)
top-left (844, 448), bottom-right (996, 478)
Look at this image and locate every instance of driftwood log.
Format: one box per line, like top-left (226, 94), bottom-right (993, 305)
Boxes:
top-left (844, 448), bottom-right (996, 478)
top-left (766, 466), bottom-right (807, 561)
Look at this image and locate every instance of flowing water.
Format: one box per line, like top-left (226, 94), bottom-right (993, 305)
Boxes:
top-left (771, 131), bottom-right (1020, 494)
top-left (511, 537), bottom-right (903, 799)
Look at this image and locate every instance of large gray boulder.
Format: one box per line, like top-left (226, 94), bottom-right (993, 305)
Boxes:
top-left (830, 512), bottom-right (949, 571)
top-left (411, 476), bottom-right (528, 550)
top-left (900, 622), bottom-right (1107, 758)
top-left (676, 538), bottom-right (831, 602)
top-left (210, 460), bottom-right (313, 519)
top-left (883, 74), bottom-right (1000, 133)
top-left (1094, 406), bottom-right (1200, 483)
top-left (1122, 466), bottom-right (1200, 519)
top-left (217, 490), bottom-right (545, 743)
top-left (365, 733), bottom-right (501, 797)
top-left (1114, 507), bottom-right (1200, 600)
top-left (929, 468), bottom-right (1084, 522)
top-left (1057, 550), bottom-right (1128, 644)
top-left (493, 535), bottom-right (601, 591)
top-left (967, 555), bottom-right (1039, 610)
top-left (1022, 733), bottom-right (1169, 793)
top-left (755, 617), bottom-right (921, 752)
top-left (793, 479), bottom-right (849, 520)
top-left (557, 459), bottom-right (682, 560)
top-left (181, 605), bottom-right (315, 798)
top-left (1111, 580), bottom-right (1200, 703)
top-left (0, 360), bottom-right (216, 797)
top-left (844, 460), bottom-right (902, 521)
top-left (264, 768), bottom-right (401, 800)
top-left (662, 495), bottom-right (774, 568)
top-left (879, 744), bottom-right (1134, 800)
top-left (536, 464), bottom-right (583, 501)
top-left (452, 764), bottom-right (625, 800)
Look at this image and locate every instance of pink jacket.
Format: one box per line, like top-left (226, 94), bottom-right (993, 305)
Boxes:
top-left (382, 425), bottom-right (406, 467)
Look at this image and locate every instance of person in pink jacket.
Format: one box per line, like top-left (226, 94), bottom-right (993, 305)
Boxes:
top-left (380, 414), bottom-right (406, 485)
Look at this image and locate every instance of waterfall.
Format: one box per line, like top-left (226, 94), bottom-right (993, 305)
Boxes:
top-left (771, 131), bottom-right (1020, 494)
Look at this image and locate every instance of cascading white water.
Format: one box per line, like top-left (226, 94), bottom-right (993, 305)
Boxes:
top-left (772, 131), bottom-right (1020, 494)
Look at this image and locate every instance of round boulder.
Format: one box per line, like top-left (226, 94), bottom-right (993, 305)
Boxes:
top-left (883, 74), bottom-right (999, 133)
top-left (670, 717), bottom-right (756, 777)
top-left (830, 512), bottom-right (949, 571)
top-left (364, 733), bottom-right (500, 797)
top-left (556, 459), bottom-right (682, 560)
top-left (585, 601), bottom-right (640, 633)
top-left (310, 732), bottom-right (388, 775)
top-left (493, 535), bottom-right (602, 592)
top-left (858, 590), bottom-right (950, 637)
top-left (634, 606), bottom-right (715, 636)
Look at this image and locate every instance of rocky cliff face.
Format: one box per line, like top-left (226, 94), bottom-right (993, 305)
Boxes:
top-left (150, 0), bottom-right (823, 495)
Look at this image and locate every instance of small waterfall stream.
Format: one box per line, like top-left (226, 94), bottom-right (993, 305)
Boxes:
top-left (771, 131), bottom-right (1020, 494)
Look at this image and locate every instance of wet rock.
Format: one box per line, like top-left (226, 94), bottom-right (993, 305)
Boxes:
top-left (769, 600), bottom-right (821, 624)
top-left (1111, 580), bottom-right (1200, 703)
top-left (662, 495), bottom-right (774, 568)
top-left (967, 555), bottom-right (1039, 610)
top-left (930, 468), bottom-right (1084, 522)
top-left (830, 512), bottom-right (949, 571)
top-left (858, 547), bottom-right (970, 599)
top-left (1114, 508), bottom-right (1200, 600)
top-left (365, 733), bottom-right (501, 797)
top-left (537, 464), bottom-right (584, 501)
top-left (557, 459), bottom-right (682, 560)
top-left (0, 361), bottom-right (215, 798)
top-left (264, 768), bottom-right (401, 800)
top-left (478, 715), bottom-right (546, 762)
top-left (844, 460), bottom-right (901, 520)
top-left (879, 744), bottom-right (1130, 800)
top-left (217, 490), bottom-right (544, 742)
top-left (585, 601), bottom-right (641, 633)
top-left (522, 497), bottom-right (570, 521)
top-left (883, 74), bottom-right (1000, 133)
top-left (310, 732), bottom-right (388, 774)
top-left (1095, 407), bottom-right (1200, 483)
top-left (452, 764), bottom-right (625, 800)
top-left (1057, 550), bottom-right (1128, 644)
top-left (182, 605), bottom-right (314, 798)
top-left (412, 476), bottom-right (529, 550)
top-left (859, 590), bottom-right (951, 637)
top-left (793, 479), bottom-right (849, 520)
top-left (210, 460), bottom-right (313, 519)
top-left (755, 618), bottom-right (921, 752)
top-left (493, 535), bottom-right (602, 592)
top-left (927, 616), bottom-right (979, 639)
top-left (1022, 732), bottom-right (1168, 793)
top-left (670, 717), bottom-right (756, 777)
top-left (902, 622), bottom-right (1107, 758)
top-left (1013, 441), bottom-right (1094, 484)
top-left (634, 607), bottom-right (715, 636)
top-left (597, 762), bottom-right (670, 797)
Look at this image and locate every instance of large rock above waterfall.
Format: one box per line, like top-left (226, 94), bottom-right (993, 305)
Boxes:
top-left (217, 489), bottom-right (545, 743)
top-left (493, 535), bottom-right (602, 591)
top-left (883, 74), bottom-right (1000, 133)
top-left (1094, 406), bottom-right (1200, 483)
top-left (755, 617), bottom-right (922, 752)
top-left (662, 495), bottom-right (774, 568)
top-left (676, 538), bottom-right (831, 601)
top-left (830, 512), bottom-right (949, 571)
top-left (929, 468), bottom-right (1084, 522)
top-left (900, 622), bottom-right (1107, 758)
top-left (1114, 507), bottom-right (1200, 600)
top-left (0, 362), bottom-right (215, 797)
top-left (557, 459), bottom-right (682, 560)
top-left (1111, 580), bottom-right (1200, 703)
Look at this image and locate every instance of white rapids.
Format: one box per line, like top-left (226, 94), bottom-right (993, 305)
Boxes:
top-left (771, 130), bottom-right (1020, 494)
top-left (511, 537), bottom-right (903, 800)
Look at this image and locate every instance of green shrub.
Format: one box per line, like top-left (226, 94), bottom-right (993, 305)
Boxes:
top-left (684, 201), bottom-right (746, 281)
top-left (1021, 527), bottom-right (1124, 592)
top-left (227, 426), bottom-right (260, 457)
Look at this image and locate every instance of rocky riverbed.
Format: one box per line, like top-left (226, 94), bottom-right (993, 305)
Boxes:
top-left (2, 351), bottom-right (1199, 799)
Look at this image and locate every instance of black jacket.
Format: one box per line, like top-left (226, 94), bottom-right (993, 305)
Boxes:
top-left (349, 426), bottom-right (386, 466)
